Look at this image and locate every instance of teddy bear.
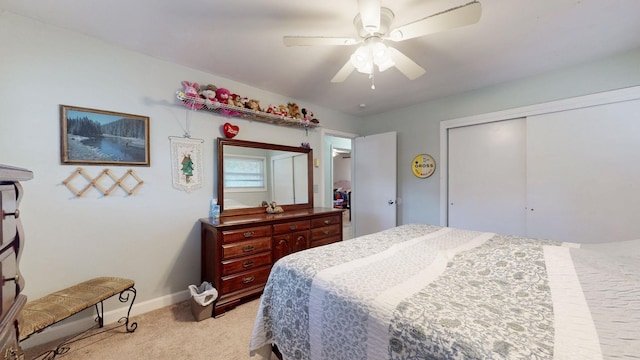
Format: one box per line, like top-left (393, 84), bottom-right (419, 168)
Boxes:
top-left (287, 102), bottom-right (302, 119)
top-left (215, 87), bottom-right (231, 105)
top-left (199, 84), bottom-right (218, 109)
top-left (245, 99), bottom-right (262, 112)
top-left (181, 81), bottom-right (204, 110)
top-left (277, 104), bottom-right (289, 117)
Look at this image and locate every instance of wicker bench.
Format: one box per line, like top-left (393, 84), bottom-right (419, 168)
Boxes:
top-left (19, 277), bottom-right (137, 350)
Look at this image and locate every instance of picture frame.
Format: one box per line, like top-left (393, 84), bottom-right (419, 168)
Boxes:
top-left (60, 105), bottom-right (150, 166)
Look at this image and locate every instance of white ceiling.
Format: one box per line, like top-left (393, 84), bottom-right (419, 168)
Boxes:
top-left (2, 0), bottom-right (640, 117)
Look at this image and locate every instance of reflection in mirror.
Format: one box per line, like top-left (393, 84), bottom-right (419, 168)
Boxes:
top-left (223, 146), bottom-right (308, 208)
top-left (218, 138), bottom-right (313, 216)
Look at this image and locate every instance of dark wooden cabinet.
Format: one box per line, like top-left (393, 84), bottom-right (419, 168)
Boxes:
top-left (0, 165), bottom-right (32, 359)
top-left (200, 208), bottom-right (342, 317)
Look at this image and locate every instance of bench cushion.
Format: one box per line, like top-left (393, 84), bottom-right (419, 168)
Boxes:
top-left (19, 277), bottom-right (135, 341)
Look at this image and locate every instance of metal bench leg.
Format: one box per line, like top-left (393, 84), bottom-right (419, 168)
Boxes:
top-left (118, 286), bottom-right (138, 333)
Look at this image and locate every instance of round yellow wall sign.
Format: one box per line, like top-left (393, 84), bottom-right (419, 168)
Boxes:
top-left (412, 154), bottom-right (436, 178)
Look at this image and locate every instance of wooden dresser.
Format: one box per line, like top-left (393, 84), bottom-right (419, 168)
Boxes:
top-left (200, 208), bottom-right (343, 316)
top-left (0, 165), bottom-right (33, 359)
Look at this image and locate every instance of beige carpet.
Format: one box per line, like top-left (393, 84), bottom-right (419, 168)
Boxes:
top-left (23, 298), bottom-right (277, 360)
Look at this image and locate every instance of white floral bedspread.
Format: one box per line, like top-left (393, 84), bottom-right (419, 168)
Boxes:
top-left (249, 224), bottom-right (640, 360)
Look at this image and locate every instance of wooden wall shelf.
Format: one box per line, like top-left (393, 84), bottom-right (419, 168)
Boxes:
top-left (175, 91), bottom-right (320, 129)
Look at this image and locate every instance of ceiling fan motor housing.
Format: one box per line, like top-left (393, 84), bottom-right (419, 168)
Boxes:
top-left (354, 7), bottom-right (395, 38)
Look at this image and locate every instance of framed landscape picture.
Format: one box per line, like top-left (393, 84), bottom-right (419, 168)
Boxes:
top-left (60, 105), bottom-right (150, 166)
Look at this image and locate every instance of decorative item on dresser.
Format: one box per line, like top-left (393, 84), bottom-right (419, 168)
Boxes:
top-left (0, 164), bottom-right (33, 360)
top-left (199, 138), bottom-right (343, 317)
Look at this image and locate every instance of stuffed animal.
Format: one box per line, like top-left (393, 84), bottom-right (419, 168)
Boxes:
top-left (277, 104), bottom-right (289, 117)
top-left (181, 81), bottom-right (204, 110)
top-left (302, 108), bottom-right (319, 124)
top-left (216, 87), bottom-right (237, 116)
top-left (288, 102), bottom-right (302, 119)
top-left (265, 201), bottom-right (284, 214)
top-left (216, 87), bottom-right (231, 104)
top-left (199, 84), bottom-right (218, 109)
top-left (245, 99), bottom-right (262, 112)
top-left (266, 104), bottom-right (279, 115)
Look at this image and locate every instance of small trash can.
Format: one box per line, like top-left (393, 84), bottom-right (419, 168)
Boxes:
top-left (188, 281), bottom-right (218, 321)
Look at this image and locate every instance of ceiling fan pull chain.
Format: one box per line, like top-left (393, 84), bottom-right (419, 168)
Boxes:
top-left (370, 72), bottom-right (375, 90)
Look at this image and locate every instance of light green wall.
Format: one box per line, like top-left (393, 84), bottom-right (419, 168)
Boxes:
top-left (359, 47), bottom-right (640, 225)
top-left (0, 11), bottom-right (359, 315)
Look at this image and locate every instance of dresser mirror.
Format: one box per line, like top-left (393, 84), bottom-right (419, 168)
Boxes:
top-left (217, 138), bottom-right (313, 216)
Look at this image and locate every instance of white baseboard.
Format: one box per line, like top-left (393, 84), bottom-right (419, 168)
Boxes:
top-left (21, 289), bottom-right (191, 349)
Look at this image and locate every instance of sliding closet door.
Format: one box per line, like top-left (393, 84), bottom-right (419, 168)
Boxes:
top-left (526, 99), bottom-right (640, 243)
top-left (448, 119), bottom-right (527, 236)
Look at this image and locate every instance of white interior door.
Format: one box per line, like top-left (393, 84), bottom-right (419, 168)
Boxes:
top-left (448, 119), bottom-right (527, 236)
top-left (527, 99), bottom-right (640, 243)
top-left (353, 131), bottom-right (397, 237)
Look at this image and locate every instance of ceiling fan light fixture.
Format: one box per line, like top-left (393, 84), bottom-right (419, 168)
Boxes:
top-left (350, 45), bottom-right (373, 74)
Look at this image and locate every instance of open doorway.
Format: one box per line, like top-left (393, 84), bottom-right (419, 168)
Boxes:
top-left (323, 132), bottom-right (355, 240)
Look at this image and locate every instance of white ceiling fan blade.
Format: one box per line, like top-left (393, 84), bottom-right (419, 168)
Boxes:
top-left (388, 47), bottom-right (426, 80)
top-left (388, 1), bottom-right (481, 42)
top-left (331, 61), bottom-right (356, 83)
top-left (283, 36), bottom-right (359, 47)
top-left (357, 0), bottom-right (381, 34)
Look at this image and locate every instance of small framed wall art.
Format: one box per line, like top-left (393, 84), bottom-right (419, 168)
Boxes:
top-left (60, 105), bottom-right (150, 166)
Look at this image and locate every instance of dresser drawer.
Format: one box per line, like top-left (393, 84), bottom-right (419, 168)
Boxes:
top-left (311, 224), bottom-right (341, 241)
top-left (221, 238), bottom-right (271, 260)
top-left (0, 185), bottom-right (17, 249)
top-left (310, 235), bottom-right (341, 248)
top-left (0, 248), bottom-right (17, 321)
top-left (221, 252), bottom-right (272, 276)
top-left (220, 267), bottom-right (271, 294)
top-left (221, 226), bottom-right (271, 243)
top-left (311, 215), bottom-right (341, 228)
top-left (272, 220), bottom-right (309, 235)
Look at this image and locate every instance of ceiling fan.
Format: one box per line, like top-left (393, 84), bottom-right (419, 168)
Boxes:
top-left (283, 0), bottom-right (482, 86)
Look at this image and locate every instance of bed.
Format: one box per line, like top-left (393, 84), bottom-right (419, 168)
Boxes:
top-left (249, 224), bottom-right (639, 359)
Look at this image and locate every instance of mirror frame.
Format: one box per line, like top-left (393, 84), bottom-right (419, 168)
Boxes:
top-left (217, 137), bottom-right (314, 217)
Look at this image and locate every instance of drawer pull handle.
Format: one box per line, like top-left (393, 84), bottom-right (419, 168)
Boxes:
top-left (323, 230), bottom-right (330, 235)
top-left (243, 231), bottom-right (255, 238)
top-left (2, 275), bottom-right (19, 284)
top-left (242, 260), bottom-right (255, 268)
top-left (323, 220), bottom-right (331, 224)
top-left (289, 225), bottom-right (298, 230)
top-left (242, 276), bottom-right (255, 284)
top-left (2, 209), bottom-right (19, 219)
top-left (242, 245), bottom-right (255, 252)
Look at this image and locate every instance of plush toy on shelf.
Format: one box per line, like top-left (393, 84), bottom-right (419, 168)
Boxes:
top-left (302, 108), bottom-right (319, 124)
top-left (199, 84), bottom-right (218, 109)
top-left (288, 102), bottom-right (303, 119)
top-left (245, 99), bottom-right (262, 112)
top-left (181, 81), bottom-right (204, 110)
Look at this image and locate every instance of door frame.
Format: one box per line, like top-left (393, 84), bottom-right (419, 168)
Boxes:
top-left (439, 86), bottom-right (640, 226)
top-left (320, 128), bottom-right (358, 207)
